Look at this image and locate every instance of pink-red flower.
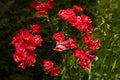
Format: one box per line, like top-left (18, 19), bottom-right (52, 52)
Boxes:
top-left (82, 34), bottom-right (92, 44)
top-left (47, 0), bottom-right (54, 9)
top-left (73, 5), bottom-right (83, 13)
top-left (19, 30), bottom-right (33, 41)
top-left (35, 3), bottom-right (48, 15)
top-left (87, 39), bottom-right (100, 50)
top-left (74, 49), bottom-right (85, 59)
top-left (43, 60), bottom-right (54, 71)
top-left (53, 32), bottom-right (65, 42)
top-left (81, 15), bottom-right (92, 24)
top-left (14, 41), bottom-right (25, 53)
top-left (30, 23), bottom-right (40, 34)
top-left (26, 54), bottom-right (36, 66)
top-left (75, 21), bottom-right (93, 34)
top-left (66, 38), bottom-right (78, 50)
top-left (53, 42), bottom-right (67, 52)
top-left (33, 35), bottom-right (43, 46)
top-left (58, 8), bottom-right (76, 21)
top-left (78, 58), bottom-right (90, 70)
top-left (13, 52), bottom-right (25, 62)
top-left (50, 67), bottom-right (60, 76)
top-left (24, 41), bottom-right (36, 51)
top-left (67, 16), bottom-right (77, 27)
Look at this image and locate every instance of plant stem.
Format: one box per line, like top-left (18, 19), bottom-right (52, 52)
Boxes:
top-left (88, 63), bottom-right (91, 80)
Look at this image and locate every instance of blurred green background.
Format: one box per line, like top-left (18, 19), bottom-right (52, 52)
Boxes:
top-left (0, 0), bottom-right (120, 80)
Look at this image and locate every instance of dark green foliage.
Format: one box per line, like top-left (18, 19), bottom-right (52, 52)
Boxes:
top-left (0, 0), bottom-right (120, 80)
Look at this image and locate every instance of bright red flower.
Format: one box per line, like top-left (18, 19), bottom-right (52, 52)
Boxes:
top-left (43, 60), bottom-right (54, 71)
top-left (50, 67), bottom-right (60, 76)
top-left (12, 35), bottom-right (22, 45)
top-left (82, 34), bottom-right (92, 44)
top-left (33, 35), bottom-right (43, 46)
top-left (30, 23), bottom-right (40, 34)
top-left (74, 49), bottom-right (85, 59)
top-left (68, 16), bottom-right (77, 27)
top-left (47, 0), bottom-right (54, 9)
top-left (66, 38), bottom-right (78, 49)
top-left (81, 15), bottom-right (92, 24)
top-left (19, 30), bottom-right (33, 41)
top-left (24, 41), bottom-right (36, 51)
top-left (58, 8), bottom-right (76, 21)
top-left (26, 54), bottom-right (36, 66)
top-left (53, 42), bottom-right (67, 52)
top-left (72, 16), bottom-right (82, 28)
top-left (29, 1), bottom-right (40, 9)
top-left (75, 21), bottom-right (93, 34)
top-left (35, 3), bottom-right (48, 15)
top-left (13, 53), bottom-right (24, 62)
top-left (84, 23), bottom-right (93, 34)
top-left (73, 5), bottom-right (83, 13)
top-left (14, 41), bottom-right (25, 53)
top-left (18, 61), bottom-right (26, 70)
top-left (87, 39), bottom-right (100, 50)
top-left (78, 58), bottom-right (90, 70)
top-left (53, 32), bottom-right (65, 42)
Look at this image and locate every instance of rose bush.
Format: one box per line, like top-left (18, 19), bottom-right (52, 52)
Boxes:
top-left (0, 0), bottom-right (119, 80)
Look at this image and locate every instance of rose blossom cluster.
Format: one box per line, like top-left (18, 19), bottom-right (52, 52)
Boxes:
top-left (29, 0), bottom-right (54, 15)
top-left (53, 32), bottom-right (78, 52)
top-left (74, 50), bottom-right (98, 70)
top-left (58, 5), bottom-right (92, 34)
top-left (43, 60), bottom-right (60, 76)
top-left (12, 23), bottom-right (43, 69)
top-left (54, 5), bottom-right (101, 70)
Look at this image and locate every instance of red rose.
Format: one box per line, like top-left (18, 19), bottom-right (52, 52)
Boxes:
top-left (66, 38), bottom-right (78, 49)
top-left (24, 41), bottom-right (36, 51)
top-left (73, 5), bottom-right (83, 13)
top-left (78, 58), bottom-right (90, 70)
top-left (74, 49), bottom-right (85, 59)
top-left (87, 39), bottom-right (100, 50)
top-left (19, 30), bottom-right (33, 41)
top-left (75, 21), bottom-right (93, 34)
top-left (68, 16), bottom-right (77, 27)
top-left (53, 32), bottom-right (65, 42)
top-left (47, 0), bottom-right (54, 9)
top-left (81, 15), bottom-right (92, 24)
top-left (35, 3), bottom-right (48, 15)
top-left (12, 35), bottom-right (22, 46)
top-left (13, 53), bottom-right (24, 62)
top-left (58, 8), bottom-right (76, 21)
top-left (14, 41), bottom-right (25, 53)
top-left (26, 54), bottom-right (36, 66)
top-left (33, 35), bottom-right (43, 46)
top-left (43, 60), bottom-right (54, 71)
top-left (30, 23), bottom-right (40, 34)
top-left (50, 67), bottom-right (60, 76)
top-left (82, 34), bottom-right (92, 44)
